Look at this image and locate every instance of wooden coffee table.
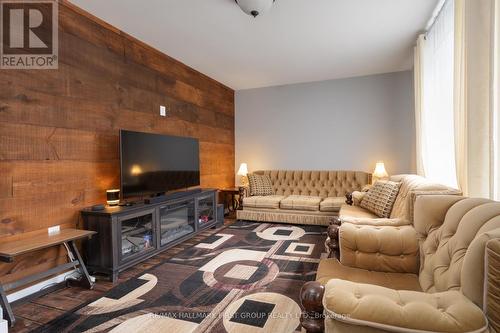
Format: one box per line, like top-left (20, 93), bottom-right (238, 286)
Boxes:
top-left (0, 229), bottom-right (96, 327)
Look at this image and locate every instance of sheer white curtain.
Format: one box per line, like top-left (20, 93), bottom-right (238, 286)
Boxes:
top-left (454, 0), bottom-right (498, 198)
top-left (417, 0), bottom-right (500, 197)
top-left (414, 35), bottom-right (426, 177)
top-left (421, 0), bottom-right (458, 188)
top-left (494, 0), bottom-right (500, 200)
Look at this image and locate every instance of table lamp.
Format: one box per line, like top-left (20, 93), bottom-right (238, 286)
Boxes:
top-left (372, 161), bottom-right (389, 184)
top-left (237, 163), bottom-right (249, 186)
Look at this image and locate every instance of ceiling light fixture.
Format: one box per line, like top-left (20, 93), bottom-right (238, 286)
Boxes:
top-left (235, 0), bottom-right (276, 18)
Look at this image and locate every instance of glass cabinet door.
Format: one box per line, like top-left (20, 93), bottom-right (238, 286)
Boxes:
top-left (159, 200), bottom-right (196, 247)
top-left (197, 195), bottom-right (215, 229)
top-left (119, 212), bottom-right (155, 261)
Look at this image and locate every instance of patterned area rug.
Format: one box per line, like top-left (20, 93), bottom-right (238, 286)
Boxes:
top-left (37, 221), bottom-right (327, 333)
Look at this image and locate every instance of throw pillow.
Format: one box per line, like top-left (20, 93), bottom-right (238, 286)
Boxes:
top-left (360, 180), bottom-right (401, 218)
top-left (247, 174), bottom-right (274, 196)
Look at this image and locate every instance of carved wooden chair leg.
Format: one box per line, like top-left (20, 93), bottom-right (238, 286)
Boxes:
top-left (300, 281), bottom-right (325, 333)
top-left (325, 217), bottom-right (341, 258)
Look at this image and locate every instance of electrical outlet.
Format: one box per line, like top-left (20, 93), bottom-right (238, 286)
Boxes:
top-left (48, 225), bottom-right (60, 235)
top-left (160, 105), bottom-right (167, 117)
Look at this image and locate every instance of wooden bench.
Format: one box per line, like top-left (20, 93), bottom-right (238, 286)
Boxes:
top-left (0, 229), bottom-right (96, 327)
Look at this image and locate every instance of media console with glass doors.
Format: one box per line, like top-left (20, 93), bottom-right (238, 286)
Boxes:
top-left (81, 189), bottom-right (218, 282)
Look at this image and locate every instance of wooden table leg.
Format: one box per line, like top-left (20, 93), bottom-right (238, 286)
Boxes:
top-left (226, 193), bottom-right (234, 213)
top-left (0, 283), bottom-right (15, 327)
top-left (68, 241), bottom-right (94, 290)
top-left (238, 187), bottom-right (245, 210)
top-left (232, 193), bottom-right (239, 211)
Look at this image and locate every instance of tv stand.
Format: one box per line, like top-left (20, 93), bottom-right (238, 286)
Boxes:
top-left (144, 188), bottom-right (203, 205)
top-left (81, 189), bottom-right (218, 282)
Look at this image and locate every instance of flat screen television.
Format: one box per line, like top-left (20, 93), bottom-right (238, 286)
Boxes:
top-left (120, 130), bottom-right (200, 198)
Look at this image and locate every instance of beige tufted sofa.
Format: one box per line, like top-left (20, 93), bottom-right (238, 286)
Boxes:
top-left (304, 195), bottom-right (500, 333)
top-left (339, 174), bottom-right (462, 224)
top-left (324, 174), bottom-right (462, 256)
top-left (237, 170), bottom-right (371, 226)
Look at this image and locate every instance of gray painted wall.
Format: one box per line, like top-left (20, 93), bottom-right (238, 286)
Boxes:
top-left (235, 71), bottom-right (415, 179)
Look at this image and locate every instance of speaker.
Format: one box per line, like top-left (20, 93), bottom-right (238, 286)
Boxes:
top-left (216, 204), bottom-right (224, 227)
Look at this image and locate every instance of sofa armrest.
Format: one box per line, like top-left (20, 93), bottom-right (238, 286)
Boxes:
top-left (340, 216), bottom-right (411, 226)
top-left (323, 279), bottom-right (487, 333)
top-left (408, 188), bottom-right (462, 223)
top-left (339, 223), bottom-right (419, 273)
top-left (351, 191), bottom-right (366, 206)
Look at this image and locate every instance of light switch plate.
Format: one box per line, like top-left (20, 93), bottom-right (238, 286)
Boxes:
top-left (160, 105), bottom-right (167, 117)
top-left (48, 225), bottom-right (60, 235)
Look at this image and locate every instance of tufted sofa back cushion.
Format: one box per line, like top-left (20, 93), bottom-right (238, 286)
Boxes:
top-left (389, 174), bottom-right (460, 221)
top-left (253, 170), bottom-right (371, 199)
top-left (417, 197), bottom-right (500, 308)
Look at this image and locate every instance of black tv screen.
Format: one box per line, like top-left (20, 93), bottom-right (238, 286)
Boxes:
top-left (120, 130), bottom-right (200, 198)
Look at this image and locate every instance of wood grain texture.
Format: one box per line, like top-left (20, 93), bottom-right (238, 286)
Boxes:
top-left (0, 1), bottom-right (234, 284)
top-left (0, 229), bottom-right (95, 259)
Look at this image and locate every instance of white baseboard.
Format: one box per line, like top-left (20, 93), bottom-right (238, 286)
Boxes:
top-left (0, 307), bottom-right (7, 333)
top-left (0, 319), bottom-right (6, 333)
top-left (6, 269), bottom-right (77, 303)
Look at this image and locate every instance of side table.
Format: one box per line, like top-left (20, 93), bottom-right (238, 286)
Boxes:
top-left (219, 188), bottom-right (241, 217)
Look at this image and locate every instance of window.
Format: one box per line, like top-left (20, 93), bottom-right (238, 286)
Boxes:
top-left (421, 0), bottom-right (457, 188)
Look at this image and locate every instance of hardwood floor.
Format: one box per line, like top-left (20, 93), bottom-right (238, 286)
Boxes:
top-left (9, 219), bottom-right (235, 333)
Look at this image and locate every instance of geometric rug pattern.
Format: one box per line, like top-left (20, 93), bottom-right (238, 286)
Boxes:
top-left (35, 221), bottom-right (327, 333)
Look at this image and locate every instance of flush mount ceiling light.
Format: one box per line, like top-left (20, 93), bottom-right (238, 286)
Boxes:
top-left (235, 0), bottom-right (276, 17)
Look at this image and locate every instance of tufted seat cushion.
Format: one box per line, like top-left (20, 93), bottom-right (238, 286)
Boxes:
top-left (319, 197), bottom-right (345, 212)
top-left (242, 195), bottom-right (285, 209)
top-left (280, 195), bottom-right (322, 211)
top-left (323, 279), bottom-right (487, 333)
top-left (339, 204), bottom-right (378, 219)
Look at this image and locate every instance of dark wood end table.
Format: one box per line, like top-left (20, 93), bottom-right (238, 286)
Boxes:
top-left (219, 188), bottom-right (241, 216)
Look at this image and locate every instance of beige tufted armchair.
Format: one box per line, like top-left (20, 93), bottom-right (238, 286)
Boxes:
top-left (301, 195), bottom-right (500, 333)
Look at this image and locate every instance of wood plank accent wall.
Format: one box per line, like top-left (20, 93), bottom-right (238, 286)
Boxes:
top-left (0, 1), bottom-right (235, 285)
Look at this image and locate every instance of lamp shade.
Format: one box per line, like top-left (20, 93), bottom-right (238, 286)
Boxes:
top-left (237, 163), bottom-right (249, 176)
top-left (373, 162), bottom-right (389, 179)
top-left (235, 0), bottom-right (275, 17)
